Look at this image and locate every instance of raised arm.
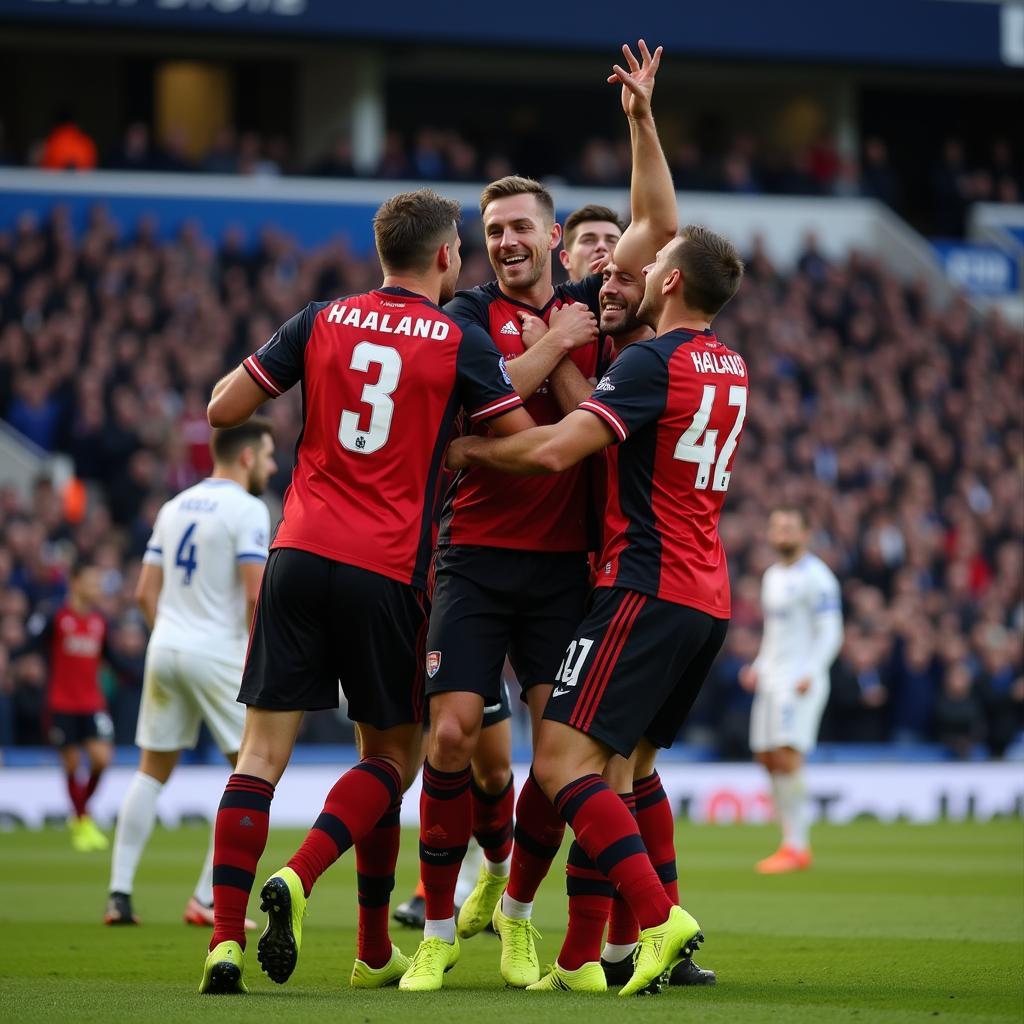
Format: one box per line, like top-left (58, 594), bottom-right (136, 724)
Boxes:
top-left (609, 40), bottom-right (678, 275)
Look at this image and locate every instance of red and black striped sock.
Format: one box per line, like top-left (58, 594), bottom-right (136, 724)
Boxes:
top-left (559, 840), bottom-right (613, 970)
top-left (506, 771), bottom-right (565, 904)
top-left (554, 774), bottom-right (670, 930)
top-left (419, 761), bottom-right (471, 921)
top-left (211, 773), bottom-right (274, 950)
top-left (287, 757), bottom-right (401, 897)
top-left (606, 791), bottom-right (639, 946)
top-left (83, 768), bottom-right (103, 803)
top-left (471, 773), bottom-right (514, 867)
top-left (634, 771), bottom-right (679, 904)
top-left (67, 772), bottom-right (87, 818)
top-left (355, 798), bottom-right (402, 969)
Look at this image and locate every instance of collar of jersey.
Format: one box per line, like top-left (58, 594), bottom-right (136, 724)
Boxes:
top-left (375, 286), bottom-right (430, 301)
top-left (493, 282), bottom-right (558, 317)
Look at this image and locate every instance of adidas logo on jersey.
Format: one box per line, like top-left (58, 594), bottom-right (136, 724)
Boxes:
top-left (499, 320), bottom-right (520, 336)
top-left (594, 375), bottom-right (615, 392)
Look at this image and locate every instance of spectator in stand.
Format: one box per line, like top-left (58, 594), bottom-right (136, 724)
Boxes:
top-left (203, 126), bottom-right (239, 175)
top-left (311, 135), bottom-right (355, 178)
top-left (860, 136), bottom-right (902, 210)
top-left (929, 137), bottom-right (971, 237)
top-left (40, 108), bottom-right (97, 172)
top-left (932, 662), bottom-right (985, 759)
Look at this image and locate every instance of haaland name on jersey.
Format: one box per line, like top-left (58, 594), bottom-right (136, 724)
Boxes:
top-left (326, 302), bottom-right (452, 340)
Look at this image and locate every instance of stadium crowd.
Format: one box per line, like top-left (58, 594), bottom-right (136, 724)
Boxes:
top-left (0, 206), bottom-right (1020, 758)
top-left (19, 114), bottom-right (1024, 237)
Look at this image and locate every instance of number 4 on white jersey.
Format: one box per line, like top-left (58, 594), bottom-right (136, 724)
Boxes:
top-left (673, 384), bottom-right (747, 491)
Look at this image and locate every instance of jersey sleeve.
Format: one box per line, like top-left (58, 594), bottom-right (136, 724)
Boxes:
top-left (444, 288), bottom-right (491, 330)
top-left (142, 505), bottom-right (167, 566)
top-left (235, 499), bottom-right (272, 564)
top-left (558, 273), bottom-right (602, 314)
top-left (801, 566), bottom-right (844, 680)
top-left (456, 324), bottom-right (525, 423)
top-left (242, 301), bottom-right (321, 398)
top-left (577, 343), bottom-right (667, 443)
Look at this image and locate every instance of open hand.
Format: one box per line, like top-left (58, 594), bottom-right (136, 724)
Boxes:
top-left (608, 39), bottom-right (663, 121)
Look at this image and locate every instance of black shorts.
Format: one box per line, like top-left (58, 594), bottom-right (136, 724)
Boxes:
top-left (543, 587), bottom-right (728, 758)
top-left (240, 548), bottom-right (429, 730)
top-left (425, 545), bottom-right (590, 705)
top-left (47, 710), bottom-right (114, 748)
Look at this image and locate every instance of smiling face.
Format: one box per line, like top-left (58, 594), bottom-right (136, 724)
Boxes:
top-left (563, 220), bottom-right (622, 283)
top-left (482, 193), bottom-right (560, 295)
top-left (599, 260), bottom-right (645, 337)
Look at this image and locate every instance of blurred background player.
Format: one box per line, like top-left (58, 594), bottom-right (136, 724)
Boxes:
top-left (740, 506), bottom-right (844, 873)
top-left (559, 205), bottom-right (624, 283)
top-left (104, 418), bottom-right (275, 927)
top-left (31, 560), bottom-right (113, 852)
top-left (196, 188), bottom-right (530, 995)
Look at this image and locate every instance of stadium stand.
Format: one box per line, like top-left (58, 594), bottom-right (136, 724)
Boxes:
top-left (0, 207), bottom-right (1020, 757)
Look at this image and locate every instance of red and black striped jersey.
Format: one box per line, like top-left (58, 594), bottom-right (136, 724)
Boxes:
top-left (580, 328), bottom-right (748, 617)
top-left (439, 276), bottom-right (604, 552)
top-left (243, 287), bottom-right (522, 590)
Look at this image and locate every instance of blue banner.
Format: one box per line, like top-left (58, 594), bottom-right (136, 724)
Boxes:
top-left (932, 241), bottom-right (1021, 297)
top-left (0, 0), bottom-right (1011, 69)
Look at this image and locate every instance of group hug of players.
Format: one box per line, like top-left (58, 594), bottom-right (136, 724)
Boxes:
top-left (60, 39), bottom-right (829, 997)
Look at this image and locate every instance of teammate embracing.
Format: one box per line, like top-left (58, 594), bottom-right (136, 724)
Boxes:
top-left (195, 188), bottom-right (531, 994)
top-left (401, 39), bottom-right (678, 992)
top-left (446, 224), bottom-right (747, 995)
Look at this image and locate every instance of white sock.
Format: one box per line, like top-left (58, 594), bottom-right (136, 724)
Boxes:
top-left (501, 893), bottom-right (533, 919)
top-left (109, 772), bottom-right (163, 894)
top-left (424, 916), bottom-right (456, 943)
top-left (455, 838), bottom-right (484, 904)
top-left (602, 941), bottom-right (636, 963)
top-left (484, 855), bottom-right (511, 878)
top-left (773, 769), bottom-right (809, 851)
top-left (193, 825), bottom-right (216, 905)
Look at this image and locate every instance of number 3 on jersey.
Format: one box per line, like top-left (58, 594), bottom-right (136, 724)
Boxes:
top-left (339, 341), bottom-right (402, 455)
top-left (674, 384), bottom-right (747, 491)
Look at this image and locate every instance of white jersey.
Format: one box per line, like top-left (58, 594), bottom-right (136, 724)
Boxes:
top-left (752, 553), bottom-right (843, 692)
top-left (143, 478), bottom-right (270, 665)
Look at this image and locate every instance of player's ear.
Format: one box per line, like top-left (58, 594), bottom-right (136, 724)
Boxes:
top-left (548, 221), bottom-right (562, 252)
top-left (559, 248), bottom-right (571, 270)
top-left (438, 240), bottom-right (452, 273)
top-left (663, 267), bottom-right (681, 296)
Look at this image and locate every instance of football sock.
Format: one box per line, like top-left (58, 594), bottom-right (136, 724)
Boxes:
top-left (773, 769), bottom-right (809, 851)
top-left (355, 798), bottom-right (402, 969)
top-left (554, 774), bottom-right (670, 930)
top-left (194, 825), bottom-right (216, 906)
top-left (605, 791), bottom-right (639, 949)
top-left (83, 767), bottom-right (103, 804)
top-left (501, 894), bottom-right (533, 919)
top-left (67, 771), bottom-right (87, 818)
top-left (109, 771), bottom-right (162, 894)
top-left (211, 773), bottom-right (274, 949)
top-left (288, 757), bottom-right (402, 897)
top-left (455, 839), bottom-right (484, 905)
top-left (471, 773), bottom-right (514, 874)
top-left (505, 770), bottom-right (565, 905)
top-left (559, 840), bottom-right (613, 970)
top-left (419, 761), bottom-right (471, 925)
top-left (634, 771), bottom-right (680, 903)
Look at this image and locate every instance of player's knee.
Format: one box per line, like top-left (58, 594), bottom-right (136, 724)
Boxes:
top-left (429, 712), bottom-right (477, 770)
top-left (90, 745), bottom-right (113, 771)
top-left (472, 762), bottom-right (512, 794)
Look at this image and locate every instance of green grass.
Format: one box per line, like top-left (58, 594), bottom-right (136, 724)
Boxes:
top-left (2, 821), bottom-right (1022, 1023)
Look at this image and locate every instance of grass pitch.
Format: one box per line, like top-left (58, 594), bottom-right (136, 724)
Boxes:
top-left (1, 819), bottom-right (1021, 1023)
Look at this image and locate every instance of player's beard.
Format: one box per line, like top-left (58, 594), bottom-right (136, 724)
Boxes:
top-left (494, 246), bottom-right (546, 294)
top-left (774, 542), bottom-right (802, 560)
top-left (600, 300), bottom-right (642, 338)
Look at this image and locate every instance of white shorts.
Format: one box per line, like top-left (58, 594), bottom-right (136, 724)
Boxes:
top-left (749, 681), bottom-right (829, 754)
top-left (135, 645), bottom-right (245, 755)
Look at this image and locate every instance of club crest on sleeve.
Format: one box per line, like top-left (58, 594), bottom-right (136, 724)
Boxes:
top-left (498, 357), bottom-right (512, 386)
top-left (426, 651), bottom-right (442, 678)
